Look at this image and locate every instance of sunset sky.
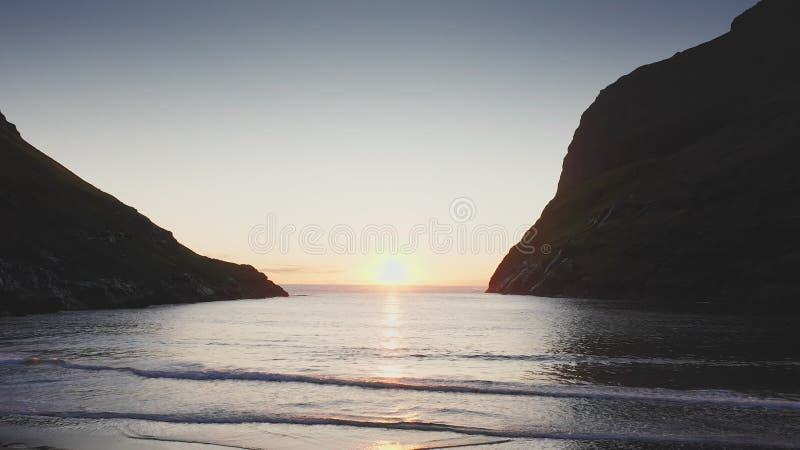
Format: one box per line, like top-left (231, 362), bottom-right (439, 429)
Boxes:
top-left (1, 0), bottom-right (754, 286)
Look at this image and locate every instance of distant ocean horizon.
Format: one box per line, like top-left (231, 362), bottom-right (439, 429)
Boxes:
top-left (281, 283), bottom-right (487, 295)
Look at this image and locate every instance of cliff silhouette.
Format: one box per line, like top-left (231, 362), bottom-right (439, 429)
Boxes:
top-left (489, 0), bottom-right (800, 309)
top-left (0, 111), bottom-right (286, 315)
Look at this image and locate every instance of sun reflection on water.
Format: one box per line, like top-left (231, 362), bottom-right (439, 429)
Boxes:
top-left (383, 328), bottom-right (400, 338)
top-left (379, 364), bottom-right (403, 378)
top-left (368, 442), bottom-right (415, 450)
top-left (382, 340), bottom-right (402, 351)
top-left (378, 296), bottom-right (404, 377)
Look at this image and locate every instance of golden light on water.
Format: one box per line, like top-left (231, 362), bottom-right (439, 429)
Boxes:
top-left (382, 316), bottom-right (402, 327)
top-left (382, 340), bottom-right (402, 350)
top-left (383, 328), bottom-right (400, 338)
top-left (378, 296), bottom-right (404, 377)
top-left (379, 364), bottom-right (403, 378)
top-left (368, 442), bottom-right (415, 450)
top-left (382, 298), bottom-right (403, 328)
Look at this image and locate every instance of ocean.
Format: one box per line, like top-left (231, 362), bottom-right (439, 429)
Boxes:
top-left (0, 285), bottom-right (798, 449)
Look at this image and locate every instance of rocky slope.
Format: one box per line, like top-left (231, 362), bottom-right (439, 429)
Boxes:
top-left (0, 111), bottom-right (287, 315)
top-left (488, 0), bottom-right (800, 309)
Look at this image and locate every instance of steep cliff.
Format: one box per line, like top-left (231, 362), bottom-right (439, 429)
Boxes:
top-left (0, 111), bottom-right (287, 315)
top-left (489, 0), bottom-right (800, 309)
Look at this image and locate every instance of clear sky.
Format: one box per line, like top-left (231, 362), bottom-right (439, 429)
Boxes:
top-left (1, 0), bottom-right (756, 286)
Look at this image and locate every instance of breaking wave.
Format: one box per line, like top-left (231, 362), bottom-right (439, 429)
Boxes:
top-left (2, 356), bottom-right (799, 410)
top-left (0, 410), bottom-right (794, 448)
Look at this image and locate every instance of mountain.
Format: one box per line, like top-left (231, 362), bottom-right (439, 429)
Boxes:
top-left (0, 111), bottom-right (287, 315)
top-left (488, 0), bottom-right (800, 309)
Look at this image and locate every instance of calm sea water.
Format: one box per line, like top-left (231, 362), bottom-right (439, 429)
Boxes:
top-left (0, 285), bottom-right (798, 449)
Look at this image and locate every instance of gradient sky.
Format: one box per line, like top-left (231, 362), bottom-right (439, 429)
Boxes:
top-left (1, 0), bottom-right (756, 286)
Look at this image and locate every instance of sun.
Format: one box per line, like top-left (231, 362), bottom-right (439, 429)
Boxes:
top-left (361, 255), bottom-right (421, 286)
top-left (364, 255), bottom-right (417, 286)
top-left (376, 260), bottom-right (410, 284)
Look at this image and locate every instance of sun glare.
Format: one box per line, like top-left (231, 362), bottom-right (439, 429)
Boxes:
top-left (377, 261), bottom-right (408, 283)
top-left (374, 259), bottom-right (414, 285)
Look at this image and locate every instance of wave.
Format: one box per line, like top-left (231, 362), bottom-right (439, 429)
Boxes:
top-left (122, 432), bottom-right (260, 450)
top-left (123, 431), bottom-right (510, 450)
top-left (3, 357), bottom-right (799, 410)
top-left (281, 348), bottom-right (800, 367)
top-left (442, 353), bottom-right (800, 367)
top-left (1, 410), bottom-right (795, 448)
